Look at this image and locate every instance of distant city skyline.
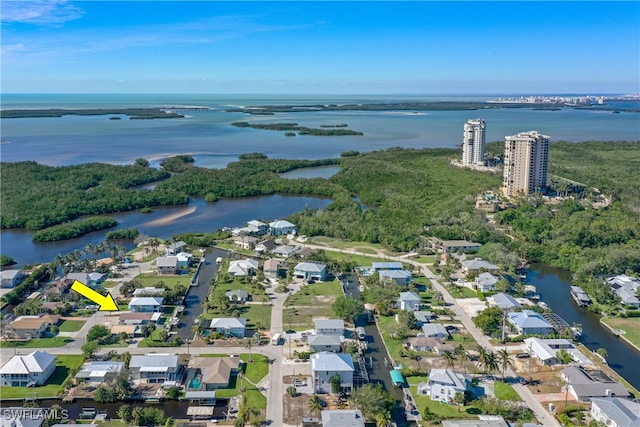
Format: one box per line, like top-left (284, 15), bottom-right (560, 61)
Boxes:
top-left (1, 1), bottom-right (638, 94)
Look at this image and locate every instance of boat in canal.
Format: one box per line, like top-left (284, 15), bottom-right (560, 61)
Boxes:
top-left (570, 285), bottom-right (592, 307)
top-left (390, 368), bottom-right (405, 387)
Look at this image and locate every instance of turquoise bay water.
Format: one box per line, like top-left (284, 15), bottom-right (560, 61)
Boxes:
top-left (2, 94), bottom-right (638, 168)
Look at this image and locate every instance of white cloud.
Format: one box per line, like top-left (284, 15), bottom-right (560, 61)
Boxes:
top-left (1, 0), bottom-right (84, 25)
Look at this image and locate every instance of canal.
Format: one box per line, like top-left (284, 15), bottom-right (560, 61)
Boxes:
top-left (344, 274), bottom-right (416, 427)
top-left (527, 263), bottom-right (640, 390)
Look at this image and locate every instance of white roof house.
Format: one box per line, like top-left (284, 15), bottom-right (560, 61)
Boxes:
top-left (228, 259), bottom-right (259, 276)
top-left (397, 292), bottom-right (421, 311)
top-left (129, 354), bottom-right (180, 383)
top-left (321, 410), bottom-right (365, 427)
top-left (75, 361), bottom-right (124, 382)
top-left (379, 269), bottom-right (413, 286)
top-left (315, 319), bottom-right (345, 335)
top-left (419, 368), bottom-right (476, 403)
top-left (0, 351), bottom-right (56, 386)
top-left (606, 274), bottom-right (640, 307)
top-left (133, 287), bottom-right (165, 297)
top-left (475, 272), bottom-right (499, 292)
top-left (590, 397), bottom-right (640, 427)
top-left (507, 310), bottom-right (555, 336)
top-left (421, 323), bottom-right (449, 339)
top-left (128, 297), bottom-right (163, 312)
top-left (311, 352), bottom-right (354, 394)
top-left (294, 262), bottom-right (328, 281)
top-left (269, 220), bottom-right (297, 235)
top-left (210, 318), bottom-right (247, 329)
top-left (0, 269), bottom-right (26, 288)
top-left (523, 337), bottom-right (592, 366)
top-left (372, 262), bottom-right (403, 271)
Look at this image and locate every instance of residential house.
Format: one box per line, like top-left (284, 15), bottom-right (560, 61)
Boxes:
top-left (474, 272), bottom-right (499, 292)
top-left (430, 238), bottom-right (482, 254)
top-left (0, 269), bottom-right (26, 288)
top-left (561, 367), bottom-right (631, 402)
top-left (272, 245), bottom-right (299, 258)
top-left (129, 354), bottom-right (180, 384)
top-left (247, 220), bottom-right (268, 236)
top-left (320, 410), bottom-right (365, 427)
top-left (297, 247), bottom-right (315, 259)
top-left (417, 368), bottom-right (481, 403)
top-left (315, 319), bottom-right (345, 336)
top-left (606, 274), bottom-right (640, 308)
top-left (0, 351), bottom-right (56, 386)
top-left (165, 241), bottom-right (187, 256)
top-left (507, 310), bottom-right (555, 336)
top-left (309, 335), bottom-right (343, 353)
top-left (379, 270), bottom-right (413, 286)
top-left (41, 301), bottom-right (75, 314)
top-left (209, 318), bottom-right (247, 338)
top-left (231, 235), bottom-right (258, 250)
top-left (421, 323), bottom-right (450, 340)
top-left (294, 262), bottom-right (328, 281)
top-left (263, 259), bottom-right (282, 280)
top-left (189, 357), bottom-right (241, 390)
top-left (269, 220), bottom-right (297, 236)
top-left (133, 287), bottom-right (165, 297)
top-left (7, 315), bottom-right (60, 339)
top-left (397, 292), bottom-right (421, 311)
top-left (372, 262), bottom-right (403, 272)
top-left (226, 290), bottom-right (249, 304)
top-left (66, 272), bottom-right (104, 286)
top-left (228, 259), bottom-right (259, 277)
top-left (590, 397), bottom-right (640, 427)
top-left (523, 337), bottom-right (592, 366)
top-left (1, 407), bottom-right (46, 427)
top-left (128, 297), bottom-right (163, 313)
top-left (156, 256), bottom-right (178, 274)
top-left (119, 312), bottom-right (160, 325)
top-left (413, 310), bottom-right (436, 327)
top-left (75, 361), bottom-right (124, 383)
top-left (176, 252), bottom-right (192, 267)
top-left (490, 293), bottom-right (522, 310)
top-left (110, 325), bottom-right (139, 338)
top-left (44, 279), bottom-right (73, 299)
top-left (255, 239), bottom-right (277, 255)
top-left (461, 258), bottom-right (500, 275)
top-left (408, 336), bottom-right (447, 352)
top-left (311, 352), bottom-right (354, 394)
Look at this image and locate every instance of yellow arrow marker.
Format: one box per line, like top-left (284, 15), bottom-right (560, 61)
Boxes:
top-left (71, 280), bottom-right (119, 311)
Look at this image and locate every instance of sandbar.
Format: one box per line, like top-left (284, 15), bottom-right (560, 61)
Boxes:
top-left (144, 206), bottom-right (197, 227)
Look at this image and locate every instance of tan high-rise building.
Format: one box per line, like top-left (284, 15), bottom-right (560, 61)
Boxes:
top-left (502, 131), bottom-right (549, 197)
top-left (462, 119), bottom-right (486, 166)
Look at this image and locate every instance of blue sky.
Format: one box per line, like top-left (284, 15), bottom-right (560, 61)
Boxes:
top-left (1, 1), bottom-right (638, 94)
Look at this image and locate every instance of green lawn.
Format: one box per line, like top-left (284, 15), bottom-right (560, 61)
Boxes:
top-left (0, 337), bottom-right (72, 348)
top-left (601, 316), bottom-right (640, 349)
top-left (202, 303), bottom-right (272, 330)
top-left (309, 237), bottom-right (386, 252)
top-left (322, 250), bottom-right (388, 267)
top-left (0, 355), bottom-right (84, 399)
top-left (413, 255), bottom-right (437, 264)
top-left (101, 281), bottom-right (119, 288)
top-left (240, 354), bottom-right (269, 384)
top-left (133, 272), bottom-right (193, 290)
top-left (494, 381), bottom-right (522, 401)
top-left (376, 314), bottom-right (407, 365)
top-left (58, 319), bottom-right (86, 333)
top-left (412, 393), bottom-right (481, 423)
top-left (449, 286), bottom-right (478, 299)
top-left (283, 280), bottom-right (342, 330)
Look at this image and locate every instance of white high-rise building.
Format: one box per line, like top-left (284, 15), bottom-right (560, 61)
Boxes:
top-left (462, 119), bottom-right (486, 166)
top-left (502, 131), bottom-right (550, 197)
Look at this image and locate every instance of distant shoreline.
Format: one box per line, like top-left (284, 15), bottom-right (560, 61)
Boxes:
top-left (0, 108), bottom-right (184, 119)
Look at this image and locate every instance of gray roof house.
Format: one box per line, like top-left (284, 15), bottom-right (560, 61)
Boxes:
top-left (372, 262), bottom-right (403, 271)
top-left (0, 269), bottom-right (26, 288)
top-left (255, 239), bottom-right (278, 254)
top-left (590, 397), bottom-right (640, 427)
top-left (491, 293), bottom-right (522, 310)
top-left (413, 310), bottom-right (435, 326)
top-left (462, 258), bottom-right (500, 274)
top-left (315, 319), bottom-right (345, 336)
top-left (311, 352), bottom-right (354, 394)
top-left (417, 368), bottom-right (482, 403)
top-left (272, 245), bottom-right (299, 258)
top-left (475, 272), bottom-right (499, 292)
top-left (209, 318), bottom-right (247, 338)
top-left (133, 287), bottom-right (165, 297)
top-left (129, 354), bottom-right (180, 383)
top-left (226, 290), bottom-right (249, 303)
top-left (156, 256), bottom-right (178, 274)
top-left (269, 220), bottom-right (297, 236)
top-left (507, 310), bottom-right (555, 336)
top-left (165, 241), bottom-right (187, 255)
top-left (309, 335), bottom-right (343, 353)
top-left (294, 262), bottom-right (328, 281)
top-left (397, 292), bottom-right (421, 311)
top-left (561, 367), bottom-right (631, 402)
top-left (379, 269), bottom-right (413, 286)
top-left (75, 361), bottom-right (124, 383)
top-left (321, 410), bottom-right (365, 427)
top-left (421, 323), bottom-right (450, 339)
top-left (606, 274), bottom-right (640, 308)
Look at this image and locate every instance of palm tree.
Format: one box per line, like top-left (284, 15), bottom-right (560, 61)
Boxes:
top-left (442, 350), bottom-right (457, 369)
top-left (375, 411), bottom-right (392, 427)
top-left (483, 351), bottom-right (498, 377)
top-left (308, 395), bottom-right (323, 416)
top-left (497, 348), bottom-right (510, 379)
top-left (596, 347), bottom-right (608, 359)
top-left (453, 391), bottom-right (466, 412)
top-left (455, 344), bottom-right (469, 373)
top-left (475, 345), bottom-right (487, 374)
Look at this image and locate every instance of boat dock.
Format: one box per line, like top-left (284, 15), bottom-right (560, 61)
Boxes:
top-left (570, 286), bottom-right (592, 307)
